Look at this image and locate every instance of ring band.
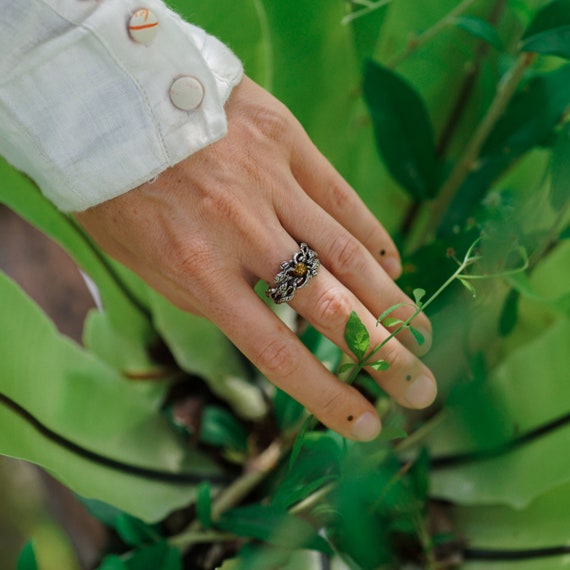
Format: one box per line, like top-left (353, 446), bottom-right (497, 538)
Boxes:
top-left (266, 243), bottom-right (320, 304)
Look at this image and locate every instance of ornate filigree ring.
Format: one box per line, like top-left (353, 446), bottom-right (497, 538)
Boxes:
top-left (266, 243), bottom-right (320, 304)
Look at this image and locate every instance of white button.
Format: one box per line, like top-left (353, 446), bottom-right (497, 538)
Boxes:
top-left (169, 76), bottom-right (204, 111)
top-left (128, 8), bottom-right (159, 46)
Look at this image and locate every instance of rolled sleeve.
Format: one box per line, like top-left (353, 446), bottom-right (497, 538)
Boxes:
top-left (0, 0), bottom-right (243, 211)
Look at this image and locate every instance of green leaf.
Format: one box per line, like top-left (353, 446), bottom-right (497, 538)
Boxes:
top-left (453, 16), bottom-right (504, 51)
top-left (521, 0), bottom-right (570, 59)
top-left (412, 288), bottom-right (426, 305)
top-left (549, 122), bottom-right (570, 210)
top-left (499, 289), bottom-right (520, 336)
top-left (300, 325), bottom-right (343, 372)
top-left (196, 481), bottom-right (213, 529)
top-left (216, 504), bottom-right (332, 554)
top-left (430, 318), bottom-right (570, 508)
top-left (376, 302), bottom-right (413, 325)
top-left (368, 360), bottom-right (390, 371)
top-left (97, 556), bottom-right (127, 570)
top-left (382, 316), bottom-right (404, 327)
top-left (273, 388), bottom-right (305, 432)
top-left (345, 311), bottom-right (370, 360)
top-left (409, 326), bottom-right (426, 346)
top-left (122, 541), bottom-right (181, 570)
top-left (0, 272), bottom-right (222, 522)
top-left (289, 415), bottom-right (314, 471)
top-left (443, 65), bottom-right (570, 233)
top-left (459, 278), bottom-right (477, 297)
top-left (115, 514), bottom-right (160, 547)
top-left (376, 426), bottom-right (408, 442)
top-left (17, 541), bottom-right (38, 570)
top-left (346, 0), bottom-right (391, 61)
top-left (363, 60), bottom-right (440, 200)
top-left (337, 362), bottom-right (355, 375)
top-left (199, 406), bottom-right (248, 453)
top-left (561, 225), bottom-right (570, 239)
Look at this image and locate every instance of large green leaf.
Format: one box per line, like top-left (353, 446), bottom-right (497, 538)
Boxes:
top-left (363, 61), bottom-right (440, 200)
top-left (549, 122), bottom-right (570, 210)
top-left (429, 316), bottom-right (570, 508)
top-left (521, 0), bottom-right (570, 59)
top-left (454, 481), bottom-right (570, 569)
top-left (0, 271), bottom-right (223, 521)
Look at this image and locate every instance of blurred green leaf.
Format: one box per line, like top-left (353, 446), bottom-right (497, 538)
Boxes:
top-left (499, 289), bottom-right (520, 336)
top-left (197, 481), bottom-right (213, 529)
top-left (364, 60), bottom-right (440, 200)
top-left (97, 556), bottom-right (127, 570)
top-left (382, 317), bottom-right (403, 327)
top-left (345, 311), bottom-right (370, 360)
top-left (430, 318), bottom-right (570, 508)
top-left (273, 388), bottom-right (305, 433)
top-left (413, 288), bottom-right (426, 304)
top-left (443, 65), bottom-right (570, 233)
top-left (561, 225), bottom-right (570, 239)
top-left (453, 16), bottom-right (504, 51)
top-left (300, 325), bottom-right (343, 372)
top-left (115, 513), bottom-right (160, 547)
top-left (459, 278), bottom-right (477, 297)
top-left (521, 0), bottom-right (570, 59)
top-left (115, 541), bottom-right (181, 570)
top-left (17, 541), bottom-right (38, 570)
top-left (347, 0), bottom-right (391, 61)
top-left (0, 271), bottom-right (221, 522)
top-left (337, 362), bottom-right (355, 375)
top-left (409, 326), bottom-right (425, 346)
top-left (199, 406), bottom-right (248, 453)
top-left (216, 504), bottom-right (332, 554)
top-left (549, 122), bottom-right (570, 210)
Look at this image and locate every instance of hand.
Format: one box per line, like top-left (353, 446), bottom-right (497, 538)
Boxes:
top-left (76, 76), bottom-right (436, 441)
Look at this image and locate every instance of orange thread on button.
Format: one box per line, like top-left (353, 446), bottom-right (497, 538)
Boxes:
top-left (129, 22), bottom-right (159, 30)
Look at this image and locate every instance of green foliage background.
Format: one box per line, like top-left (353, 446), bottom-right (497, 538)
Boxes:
top-left (1, 0), bottom-right (570, 568)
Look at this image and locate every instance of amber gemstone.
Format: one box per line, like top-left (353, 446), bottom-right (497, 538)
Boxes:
top-left (293, 262), bottom-right (308, 277)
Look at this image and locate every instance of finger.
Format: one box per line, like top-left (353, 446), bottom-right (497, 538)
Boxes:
top-left (289, 132), bottom-right (402, 279)
top-left (200, 279), bottom-right (382, 442)
top-left (253, 232), bottom-right (436, 410)
top-left (277, 188), bottom-right (432, 356)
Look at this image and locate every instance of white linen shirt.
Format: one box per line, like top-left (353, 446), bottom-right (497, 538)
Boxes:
top-left (0, 0), bottom-right (243, 211)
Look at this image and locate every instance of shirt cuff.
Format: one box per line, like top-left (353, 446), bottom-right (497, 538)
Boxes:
top-left (0, 0), bottom-right (244, 212)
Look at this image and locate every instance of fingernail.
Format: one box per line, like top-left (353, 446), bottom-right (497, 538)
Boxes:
top-left (351, 411), bottom-right (381, 441)
top-left (406, 375), bottom-right (436, 408)
top-left (415, 327), bottom-right (432, 355)
top-left (382, 256), bottom-right (402, 279)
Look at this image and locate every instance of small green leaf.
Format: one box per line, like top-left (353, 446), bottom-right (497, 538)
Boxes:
top-left (216, 504), bottom-right (332, 554)
top-left (376, 303), bottom-right (412, 325)
top-left (363, 60), bottom-right (441, 200)
top-left (345, 311), bottom-right (370, 360)
top-left (115, 513), bottom-right (160, 547)
top-left (453, 16), bottom-right (504, 51)
top-left (412, 288), bottom-right (426, 305)
top-left (368, 360), bottom-right (390, 371)
top-left (409, 326), bottom-right (425, 346)
top-left (521, 0), bottom-right (570, 59)
top-left (376, 426), bottom-right (408, 442)
top-left (199, 406), bottom-right (248, 452)
top-left (561, 225), bottom-right (570, 239)
top-left (197, 481), bottom-right (213, 529)
top-left (273, 388), bottom-right (304, 432)
top-left (499, 289), bottom-right (520, 336)
top-left (382, 317), bottom-right (403, 327)
top-left (17, 541), bottom-right (38, 570)
top-left (337, 362), bottom-right (355, 375)
top-left (97, 556), bottom-right (127, 570)
top-left (123, 541), bottom-right (181, 570)
top-left (550, 123), bottom-right (570, 210)
top-left (459, 278), bottom-right (477, 297)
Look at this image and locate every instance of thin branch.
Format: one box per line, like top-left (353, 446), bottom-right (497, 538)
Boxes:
top-left (342, 0), bottom-right (392, 25)
top-left (387, 0), bottom-right (479, 68)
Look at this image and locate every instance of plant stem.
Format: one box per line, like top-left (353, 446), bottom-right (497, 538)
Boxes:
top-left (342, 0), bottom-right (392, 25)
top-left (395, 409), bottom-right (449, 453)
top-left (409, 52), bottom-right (533, 252)
top-left (387, 0), bottom-right (479, 68)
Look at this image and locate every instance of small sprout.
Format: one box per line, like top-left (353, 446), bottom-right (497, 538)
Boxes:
top-left (459, 277), bottom-right (477, 297)
top-left (409, 326), bottom-right (425, 346)
top-left (412, 288), bottom-right (426, 305)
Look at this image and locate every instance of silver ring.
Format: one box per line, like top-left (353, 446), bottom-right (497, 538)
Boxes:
top-left (266, 243), bottom-right (320, 304)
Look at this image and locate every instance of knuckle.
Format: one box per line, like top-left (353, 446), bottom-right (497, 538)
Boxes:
top-left (251, 105), bottom-right (291, 142)
top-left (255, 338), bottom-right (301, 378)
top-left (313, 287), bottom-right (352, 330)
top-left (329, 235), bottom-right (367, 276)
top-left (329, 179), bottom-right (354, 213)
top-left (167, 238), bottom-right (219, 288)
